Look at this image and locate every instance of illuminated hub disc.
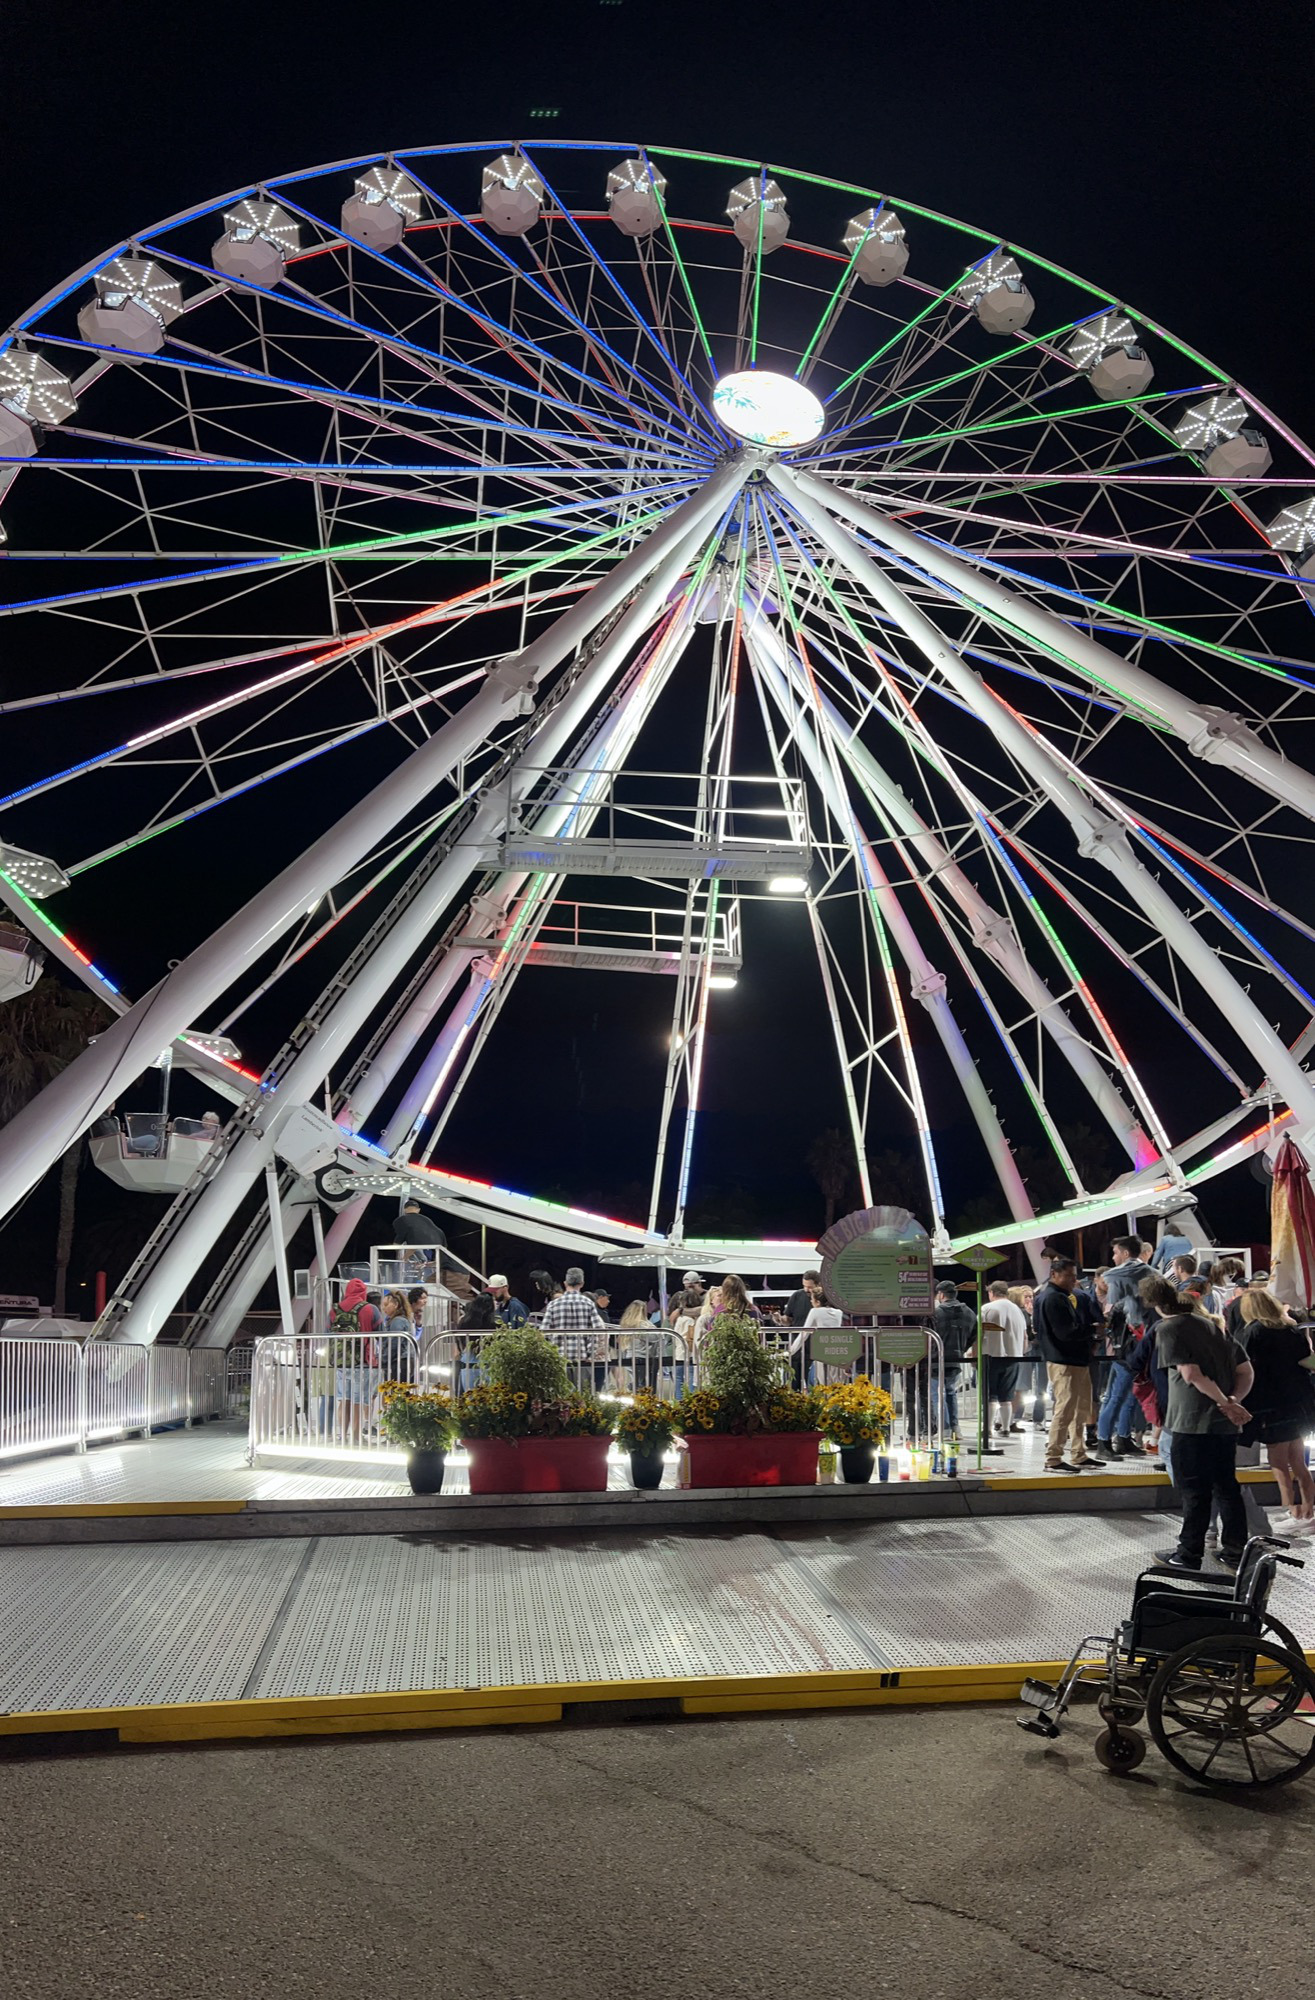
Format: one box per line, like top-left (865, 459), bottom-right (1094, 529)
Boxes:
top-left (713, 370), bottom-right (825, 449)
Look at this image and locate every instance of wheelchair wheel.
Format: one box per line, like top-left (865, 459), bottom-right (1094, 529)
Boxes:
top-left (1147, 1634), bottom-right (1315, 1789)
top-left (1094, 1726), bottom-right (1146, 1774)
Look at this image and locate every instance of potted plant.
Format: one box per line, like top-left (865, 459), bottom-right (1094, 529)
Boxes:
top-left (817, 1376), bottom-right (896, 1484)
top-left (613, 1391), bottom-right (679, 1489)
top-left (377, 1381), bottom-right (457, 1494)
top-left (455, 1325), bottom-right (615, 1493)
top-left (677, 1317), bottom-right (823, 1486)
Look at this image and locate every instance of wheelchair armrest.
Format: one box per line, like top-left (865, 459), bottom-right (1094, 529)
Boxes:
top-left (1135, 1590), bottom-right (1245, 1620)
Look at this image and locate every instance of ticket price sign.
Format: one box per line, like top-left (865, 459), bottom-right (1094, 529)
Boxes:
top-left (810, 1327), bottom-right (863, 1370)
top-left (818, 1207), bottom-right (934, 1317)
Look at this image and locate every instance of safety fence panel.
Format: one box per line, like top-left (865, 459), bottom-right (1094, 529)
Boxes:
top-left (225, 1345), bottom-right (254, 1417)
top-left (247, 1332), bottom-right (419, 1464)
top-left (83, 1342), bottom-right (150, 1443)
top-left (147, 1345), bottom-right (191, 1430)
top-left (0, 1338), bottom-right (82, 1460)
top-left (418, 1325), bottom-right (698, 1398)
top-left (189, 1349), bottom-right (228, 1421)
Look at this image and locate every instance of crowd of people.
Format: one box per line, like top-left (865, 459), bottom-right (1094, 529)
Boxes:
top-left (318, 1213), bottom-right (1315, 1572)
top-left (932, 1241), bottom-right (1315, 1573)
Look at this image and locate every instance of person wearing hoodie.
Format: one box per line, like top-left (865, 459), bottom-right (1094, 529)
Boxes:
top-left (1096, 1236), bottom-right (1153, 1456)
top-left (932, 1281), bottom-right (977, 1439)
top-left (331, 1276), bottom-right (379, 1445)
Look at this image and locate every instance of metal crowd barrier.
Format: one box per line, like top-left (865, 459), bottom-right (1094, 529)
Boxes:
top-left (417, 1325), bottom-right (697, 1398)
top-left (225, 1344), bottom-right (254, 1417)
top-left (0, 1335), bottom-right (234, 1464)
top-left (246, 1331), bottom-right (419, 1466)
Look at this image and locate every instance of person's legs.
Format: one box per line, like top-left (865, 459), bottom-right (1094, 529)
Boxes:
top-left (942, 1366), bottom-right (961, 1437)
top-left (1096, 1362), bottom-right (1134, 1443)
top-left (1263, 1440), bottom-right (1303, 1512)
top-left (1207, 1435), bottom-right (1248, 1560)
top-left (1046, 1364), bottom-right (1080, 1467)
top-left (1169, 1432), bottom-right (1213, 1563)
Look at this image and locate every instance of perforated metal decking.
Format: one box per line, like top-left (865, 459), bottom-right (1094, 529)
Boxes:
top-left (2, 1515), bottom-right (1313, 1738)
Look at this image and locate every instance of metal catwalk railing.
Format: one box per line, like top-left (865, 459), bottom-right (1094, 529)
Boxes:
top-left (0, 1337), bottom-right (234, 1464)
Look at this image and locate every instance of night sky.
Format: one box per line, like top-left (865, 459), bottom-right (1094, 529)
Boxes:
top-left (1, 0), bottom-right (1312, 1304)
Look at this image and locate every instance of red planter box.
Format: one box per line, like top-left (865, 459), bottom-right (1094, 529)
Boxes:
top-left (463, 1434), bottom-right (611, 1495)
top-left (682, 1431), bottom-right (821, 1488)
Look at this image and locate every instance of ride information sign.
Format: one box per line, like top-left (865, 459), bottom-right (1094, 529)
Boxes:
top-left (810, 1327), bottom-right (863, 1369)
top-left (817, 1206), bottom-right (935, 1317)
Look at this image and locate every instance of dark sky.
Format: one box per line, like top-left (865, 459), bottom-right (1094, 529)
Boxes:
top-left (2, 0), bottom-right (1313, 1296)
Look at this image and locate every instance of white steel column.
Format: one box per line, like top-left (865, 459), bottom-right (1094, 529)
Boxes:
top-left (130, 478), bottom-right (748, 1344)
top-left (0, 461), bottom-right (747, 1222)
top-left (787, 467), bottom-right (1315, 828)
top-left (773, 464), bottom-right (1315, 1133)
top-left (746, 621), bottom-right (1042, 1259)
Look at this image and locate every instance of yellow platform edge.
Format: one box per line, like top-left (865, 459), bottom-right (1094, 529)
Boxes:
top-left (0, 1660), bottom-right (1069, 1745)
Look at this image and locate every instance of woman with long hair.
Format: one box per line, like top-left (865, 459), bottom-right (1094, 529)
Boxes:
top-left (1008, 1284), bottom-right (1044, 1426)
top-left (716, 1273), bottom-right (759, 1321)
top-left (1237, 1289), bottom-right (1315, 1531)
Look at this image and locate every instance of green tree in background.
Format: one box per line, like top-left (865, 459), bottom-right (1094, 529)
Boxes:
top-left (0, 973), bottom-right (112, 1313)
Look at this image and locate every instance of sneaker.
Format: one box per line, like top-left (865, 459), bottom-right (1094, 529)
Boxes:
top-left (1217, 1549), bottom-right (1243, 1571)
top-left (1008, 1423), bottom-right (1026, 1433)
top-left (1155, 1547), bottom-right (1202, 1570)
top-left (1085, 1428), bottom-right (1100, 1445)
top-left (1077, 1455), bottom-right (1108, 1468)
top-left (1285, 1515), bottom-right (1315, 1535)
top-left (1047, 1462), bottom-right (1085, 1474)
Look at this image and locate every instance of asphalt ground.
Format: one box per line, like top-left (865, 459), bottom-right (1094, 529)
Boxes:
top-left (1, 1701), bottom-right (1307, 2000)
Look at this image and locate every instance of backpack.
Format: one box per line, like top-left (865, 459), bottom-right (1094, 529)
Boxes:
top-left (329, 1303), bottom-right (360, 1364)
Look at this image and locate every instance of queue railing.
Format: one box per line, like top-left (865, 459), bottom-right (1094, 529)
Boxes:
top-left (0, 1335), bottom-right (235, 1465)
top-left (246, 1331), bottom-right (420, 1466)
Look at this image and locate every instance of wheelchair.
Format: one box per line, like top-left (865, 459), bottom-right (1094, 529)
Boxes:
top-left (1018, 1537), bottom-right (1315, 1788)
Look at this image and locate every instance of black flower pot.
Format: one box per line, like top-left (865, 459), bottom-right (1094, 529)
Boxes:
top-left (629, 1449), bottom-right (665, 1490)
top-left (839, 1443), bottom-right (877, 1485)
top-left (407, 1447), bottom-right (447, 1495)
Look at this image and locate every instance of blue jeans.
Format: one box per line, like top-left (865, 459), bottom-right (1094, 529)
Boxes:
top-left (1159, 1429), bottom-right (1173, 1481)
top-left (1097, 1362), bottom-right (1139, 1442)
top-left (942, 1366), bottom-right (962, 1437)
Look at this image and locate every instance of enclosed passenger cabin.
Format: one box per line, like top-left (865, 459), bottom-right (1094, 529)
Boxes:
top-left (89, 1112), bottom-right (222, 1192)
top-left (0, 921), bottom-right (43, 1002)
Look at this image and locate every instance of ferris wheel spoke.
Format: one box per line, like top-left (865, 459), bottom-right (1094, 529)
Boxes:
top-left (388, 162), bottom-right (708, 457)
top-left (142, 224), bottom-right (693, 457)
top-left (0, 506), bottom-right (672, 815)
top-left (512, 148), bottom-right (720, 444)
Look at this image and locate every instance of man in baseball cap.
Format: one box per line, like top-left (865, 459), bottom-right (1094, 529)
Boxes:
top-left (486, 1273), bottom-right (528, 1326)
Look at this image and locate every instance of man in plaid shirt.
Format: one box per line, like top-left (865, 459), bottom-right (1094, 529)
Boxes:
top-left (539, 1266), bottom-right (608, 1368)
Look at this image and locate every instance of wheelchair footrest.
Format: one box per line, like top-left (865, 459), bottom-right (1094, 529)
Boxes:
top-left (1017, 1714), bottom-right (1061, 1739)
top-left (1019, 1678), bottom-right (1057, 1708)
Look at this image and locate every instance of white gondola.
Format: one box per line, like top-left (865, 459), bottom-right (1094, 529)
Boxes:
top-left (0, 921), bottom-right (43, 1002)
top-left (90, 1112), bottom-right (221, 1192)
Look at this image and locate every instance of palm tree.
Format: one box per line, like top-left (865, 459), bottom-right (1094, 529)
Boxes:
top-left (807, 1128), bottom-right (857, 1231)
top-left (0, 971), bottom-right (112, 1313)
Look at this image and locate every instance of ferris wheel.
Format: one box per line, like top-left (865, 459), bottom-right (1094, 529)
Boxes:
top-left (1, 137), bottom-right (1314, 1342)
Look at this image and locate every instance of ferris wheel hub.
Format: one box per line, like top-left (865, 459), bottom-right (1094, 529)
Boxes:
top-left (713, 370), bottom-right (824, 450)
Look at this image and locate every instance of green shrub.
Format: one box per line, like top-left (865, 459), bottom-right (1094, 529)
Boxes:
top-left (477, 1323), bottom-right (571, 1403)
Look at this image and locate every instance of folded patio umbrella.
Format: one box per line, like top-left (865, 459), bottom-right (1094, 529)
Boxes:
top-left (1270, 1136), bottom-right (1315, 1309)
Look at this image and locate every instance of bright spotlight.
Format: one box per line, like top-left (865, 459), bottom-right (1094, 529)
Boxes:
top-left (769, 875), bottom-right (808, 895)
top-left (713, 370), bottom-right (824, 449)
top-left (707, 973), bottom-right (738, 990)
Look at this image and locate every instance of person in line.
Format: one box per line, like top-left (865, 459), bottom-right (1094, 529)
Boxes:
top-left (375, 1290), bottom-right (415, 1392)
top-left (1155, 1289), bottom-right (1254, 1571)
top-left (539, 1266), bottom-right (608, 1386)
top-left (784, 1271), bottom-right (821, 1328)
top-left (593, 1287), bottom-right (616, 1325)
top-left (1209, 1257), bottom-right (1246, 1311)
top-left (1236, 1288), bottom-right (1315, 1533)
top-left (1096, 1240), bottom-right (1154, 1457)
top-left (1034, 1257), bottom-right (1105, 1472)
top-left (665, 1289), bottom-right (699, 1398)
top-left (932, 1280), bottom-right (976, 1439)
top-left (979, 1279), bottom-right (1028, 1435)
top-left (614, 1298), bottom-right (653, 1393)
top-left (704, 1273), bottom-right (759, 1328)
top-left (1008, 1284), bottom-right (1044, 1426)
top-left (486, 1274), bottom-right (528, 1326)
top-left (406, 1287), bottom-right (429, 1333)
top-left (455, 1286), bottom-right (497, 1391)
top-left (331, 1276), bottom-right (378, 1445)
top-left (1151, 1221), bottom-right (1195, 1272)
